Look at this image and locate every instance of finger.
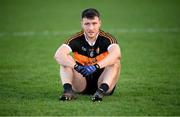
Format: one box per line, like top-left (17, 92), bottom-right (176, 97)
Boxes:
top-left (81, 69), bottom-right (87, 75)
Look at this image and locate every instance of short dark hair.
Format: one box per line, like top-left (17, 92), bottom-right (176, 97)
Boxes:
top-left (81, 8), bottom-right (100, 19)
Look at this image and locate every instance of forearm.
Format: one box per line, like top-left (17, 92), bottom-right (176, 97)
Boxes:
top-left (54, 44), bottom-right (76, 68)
top-left (54, 54), bottom-right (76, 68)
top-left (97, 44), bottom-right (121, 68)
top-left (98, 53), bottom-right (120, 68)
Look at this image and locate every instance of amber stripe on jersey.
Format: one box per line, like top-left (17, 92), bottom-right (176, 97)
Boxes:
top-left (99, 31), bottom-right (116, 44)
top-left (101, 30), bottom-right (118, 43)
top-left (65, 31), bottom-right (84, 45)
top-left (73, 52), bottom-right (108, 65)
top-left (99, 30), bottom-right (118, 44)
top-left (65, 30), bottom-right (117, 45)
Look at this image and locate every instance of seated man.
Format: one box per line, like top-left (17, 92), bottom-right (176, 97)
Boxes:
top-left (54, 8), bottom-right (121, 102)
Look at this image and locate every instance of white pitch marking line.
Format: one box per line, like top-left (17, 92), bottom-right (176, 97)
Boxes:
top-left (0, 28), bottom-right (180, 37)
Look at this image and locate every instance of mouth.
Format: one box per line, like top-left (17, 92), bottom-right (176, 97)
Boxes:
top-left (88, 32), bottom-right (94, 35)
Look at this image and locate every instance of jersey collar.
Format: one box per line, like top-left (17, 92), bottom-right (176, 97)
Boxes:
top-left (84, 32), bottom-right (99, 46)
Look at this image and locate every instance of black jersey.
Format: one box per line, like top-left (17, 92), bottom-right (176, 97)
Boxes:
top-left (65, 30), bottom-right (118, 65)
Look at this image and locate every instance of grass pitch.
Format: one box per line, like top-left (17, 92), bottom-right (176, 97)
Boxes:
top-left (0, 0), bottom-right (180, 116)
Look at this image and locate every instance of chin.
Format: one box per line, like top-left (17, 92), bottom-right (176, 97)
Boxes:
top-left (89, 35), bottom-right (96, 39)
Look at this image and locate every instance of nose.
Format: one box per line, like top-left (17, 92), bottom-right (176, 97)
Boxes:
top-left (88, 24), bottom-right (94, 30)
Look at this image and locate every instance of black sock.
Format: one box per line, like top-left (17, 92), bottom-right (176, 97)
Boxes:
top-left (99, 83), bottom-right (109, 93)
top-left (63, 83), bottom-right (72, 92)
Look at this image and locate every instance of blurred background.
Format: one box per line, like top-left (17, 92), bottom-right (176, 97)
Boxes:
top-left (0, 0), bottom-right (180, 116)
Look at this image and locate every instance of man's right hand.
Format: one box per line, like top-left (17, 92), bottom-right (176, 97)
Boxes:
top-left (74, 64), bottom-right (84, 73)
top-left (74, 64), bottom-right (100, 77)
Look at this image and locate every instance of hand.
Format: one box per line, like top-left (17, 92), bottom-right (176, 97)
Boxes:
top-left (74, 64), bottom-right (84, 73)
top-left (81, 64), bottom-right (100, 77)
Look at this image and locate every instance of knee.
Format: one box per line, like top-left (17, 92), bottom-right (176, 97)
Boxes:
top-left (106, 62), bottom-right (120, 71)
top-left (60, 65), bottom-right (73, 72)
top-left (113, 61), bottom-right (120, 70)
top-left (60, 65), bottom-right (71, 69)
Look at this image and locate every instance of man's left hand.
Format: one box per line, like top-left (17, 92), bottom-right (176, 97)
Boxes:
top-left (81, 64), bottom-right (100, 77)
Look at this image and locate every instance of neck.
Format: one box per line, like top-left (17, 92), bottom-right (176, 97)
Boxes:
top-left (84, 33), bottom-right (99, 46)
top-left (84, 33), bottom-right (98, 41)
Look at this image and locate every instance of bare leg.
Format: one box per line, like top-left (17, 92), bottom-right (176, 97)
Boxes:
top-left (91, 61), bottom-right (121, 101)
top-left (98, 61), bottom-right (121, 93)
top-left (59, 54), bottom-right (87, 93)
top-left (60, 66), bottom-right (87, 93)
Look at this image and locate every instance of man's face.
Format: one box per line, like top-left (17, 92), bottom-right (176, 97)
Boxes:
top-left (81, 16), bottom-right (101, 39)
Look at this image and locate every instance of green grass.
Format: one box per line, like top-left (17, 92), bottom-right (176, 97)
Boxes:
top-left (0, 0), bottom-right (180, 116)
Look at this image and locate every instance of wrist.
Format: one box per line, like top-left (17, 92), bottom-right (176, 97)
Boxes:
top-left (94, 63), bottom-right (100, 69)
top-left (74, 64), bottom-right (78, 69)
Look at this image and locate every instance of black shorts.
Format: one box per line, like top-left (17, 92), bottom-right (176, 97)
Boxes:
top-left (82, 68), bottom-right (116, 95)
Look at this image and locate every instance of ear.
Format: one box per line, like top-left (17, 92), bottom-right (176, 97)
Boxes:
top-left (100, 19), bottom-right (101, 25)
top-left (81, 20), bottom-right (83, 28)
top-left (99, 19), bottom-right (101, 27)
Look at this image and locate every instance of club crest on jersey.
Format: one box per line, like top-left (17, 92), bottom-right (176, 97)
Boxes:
top-left (90, 51), bottom-right (94, 57)
top-left (81, 46), bottom-right (87, 51)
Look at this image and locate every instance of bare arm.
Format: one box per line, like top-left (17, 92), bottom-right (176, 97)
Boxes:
top-left (97, 44), bottom-right (121, 68)
top-left (54, 44), bottom-right (76, 68)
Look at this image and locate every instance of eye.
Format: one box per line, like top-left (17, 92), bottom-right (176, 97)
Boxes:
top-left (93, 22), bottom-right (97, 25)
top-left (84, 23), bottom-right (90, 25)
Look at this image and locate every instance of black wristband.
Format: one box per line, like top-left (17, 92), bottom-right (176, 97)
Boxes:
top-left (94, 64), bottom-right (100, 69)
top-left (74, 64), bottom-right (78, 69)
